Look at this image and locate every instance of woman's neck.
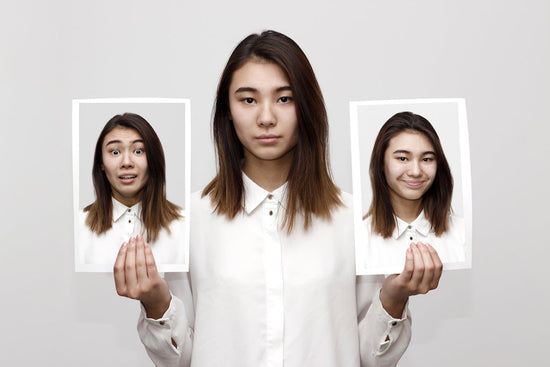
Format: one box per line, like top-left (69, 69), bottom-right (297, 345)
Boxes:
top-left (390, 194), bottom-right (423, 223)
top-left (242, 156), bottom-right (292, 192)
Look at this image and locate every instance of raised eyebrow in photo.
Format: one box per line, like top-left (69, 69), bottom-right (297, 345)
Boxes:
top-left (105, 139), bottom-right (144, 147)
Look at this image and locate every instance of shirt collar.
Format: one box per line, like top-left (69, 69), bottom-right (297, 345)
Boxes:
top-left (242, 172), bottom-right (287, 215)
top-left (112, 197), bottom-right (141, 222)
top-left (392, 210), bottom-right (431, 239)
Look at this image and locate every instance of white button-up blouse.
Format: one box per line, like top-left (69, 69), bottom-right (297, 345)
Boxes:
top-left (138, 174), bottom-right (411, 367)
top-left (77, 198), bottom-right (185, 271)
top-left (364, 211), bottom-right (465, 274)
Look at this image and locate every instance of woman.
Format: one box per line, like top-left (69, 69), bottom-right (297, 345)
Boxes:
top-left (365, 111), bottom-right (465, 272)
top-left (78, 113), bottom-right (184, 269)
top-left (114, 31), bottom-right (441, 367)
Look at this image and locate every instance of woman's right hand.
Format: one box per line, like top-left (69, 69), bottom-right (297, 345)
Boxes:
top-left (114, 234), bottom-right (172, 319)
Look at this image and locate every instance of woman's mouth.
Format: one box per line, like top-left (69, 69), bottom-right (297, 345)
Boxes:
top-left (119, 175), bottom-right (137, 184)
top-left (403, 180), bottom-right (424, 188)
top-left (257, 134), bottom-right (279, 144)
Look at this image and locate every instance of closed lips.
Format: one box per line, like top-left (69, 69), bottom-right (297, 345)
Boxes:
top-left (403, 180), bottom-right (423, 187)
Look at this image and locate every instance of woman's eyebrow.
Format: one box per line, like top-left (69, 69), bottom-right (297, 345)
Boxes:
top-left (234, 87), bottom-right (257, 93)
top-left (105, 139), bottom-right (122, 146)
top-left (392, 149), bottom-right (436, 155)
top-left (105, 139), bottom-right (143, 146)
top-left (276, 86), bottom-right (292, 92)
top-left (234, 85), bottom-right (292, 94)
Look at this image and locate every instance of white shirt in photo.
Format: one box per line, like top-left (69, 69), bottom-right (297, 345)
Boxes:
top-left (77, 198), bottom-right (185, 271)
top-left (364, 211), bottom-right (465, 274)
top-left (137, 173), bottom-right (412, 367)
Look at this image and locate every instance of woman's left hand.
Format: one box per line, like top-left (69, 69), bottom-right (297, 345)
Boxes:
top-left (379, 242), bottom-right (443, 318)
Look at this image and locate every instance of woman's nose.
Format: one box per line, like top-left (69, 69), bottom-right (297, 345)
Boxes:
top-left (121, 152), bottom-right (134, 168)
top-left (258, 103), bottom-right (276, 127)
top-left (408, 160), bottom-right (421, 176)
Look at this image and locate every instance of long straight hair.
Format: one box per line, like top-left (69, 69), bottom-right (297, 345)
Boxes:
top-left (84, 113), bottom-right (181, 242)
top-left (202, 30), bottom-right (342, 232)
top-left (367, 112), bottom-right (453, 238)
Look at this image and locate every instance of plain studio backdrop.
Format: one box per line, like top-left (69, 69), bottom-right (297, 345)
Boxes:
top-left (1, 1), bottom-right (548, 366)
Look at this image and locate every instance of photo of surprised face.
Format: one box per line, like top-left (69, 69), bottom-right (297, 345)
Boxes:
top-left (101, 127), bottom-right (149, 207)
top-left (72, 100), bottom-right (190, 272)
top-left (350, 99), bottom-right (472, 275)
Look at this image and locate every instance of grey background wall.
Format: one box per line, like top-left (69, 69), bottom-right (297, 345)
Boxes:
top-left (2, 0), bottom-right (548, 365)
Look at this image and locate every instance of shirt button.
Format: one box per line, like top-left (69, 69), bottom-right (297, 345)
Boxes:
top-left (268, 194), bottom-right (273, 200)
top-left (407, 225), bottom-right (412, 229)
top-left (269, 210), bottom-right (273, 216)
top-left (127, 209), bottom-right (131, 213)
top-left (409, 237), bottom-right (413, 240)
top-left (129, 220), bottom-right (132, 223)
top-left (159, 320), bottom-right (165, 325)
top-left (391, 321), bottom-right (397, 326)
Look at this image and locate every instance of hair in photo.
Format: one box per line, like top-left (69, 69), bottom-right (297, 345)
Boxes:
top-left (202, 30), bottom-right (342, 233)
top-left (367, 111), bottom-right (453, 238)
top-left (84, 113), bottom-right (181, 242)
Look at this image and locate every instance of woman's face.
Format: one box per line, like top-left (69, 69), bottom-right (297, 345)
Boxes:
top-left (228, 59), bottom-right (299, 169)
top-left (383, 130), bottom-right (437, 207)
top-left (101, 126), bottom-right (149, 207)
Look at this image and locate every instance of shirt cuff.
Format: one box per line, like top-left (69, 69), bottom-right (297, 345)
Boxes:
top-left (373, 289), bottom-right (410, 354)
top-left (138, 293), bottom-right (188, 355)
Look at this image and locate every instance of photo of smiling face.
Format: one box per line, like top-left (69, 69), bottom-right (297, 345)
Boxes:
top-left (228, 59), bottom-right (299, 167)
top-left (101, 126), bottom-right (149, 207)
top-left (384, 130), bottom-right (437, 208)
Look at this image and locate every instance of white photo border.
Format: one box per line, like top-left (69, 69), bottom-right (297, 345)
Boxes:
top-left (72, 98), bottom-right (191, 272)
top-left (350, 98), bottom-right (472, 275)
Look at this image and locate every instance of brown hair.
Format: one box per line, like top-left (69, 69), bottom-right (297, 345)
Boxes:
top-left (84, 113), bottom-right (181, 242)
top-left (367, 111), bottom-right (453, 238)
top-left (202, 30), bottom-right (342, 232)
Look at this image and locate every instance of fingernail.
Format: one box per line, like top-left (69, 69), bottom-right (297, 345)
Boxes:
top-left (122, 242), bottom-right (127, 249)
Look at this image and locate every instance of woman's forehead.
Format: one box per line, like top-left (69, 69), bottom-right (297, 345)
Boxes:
top-left (387, 130), bottom-right (434, 152)
top-left (103, 127), bottom-right (142, 144)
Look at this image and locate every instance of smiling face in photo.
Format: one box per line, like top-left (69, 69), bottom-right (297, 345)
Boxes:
top-left (101, 126), bottom-right (149, 207)
top-left (384, 130), bottom-right (437, 209)
top-left (228, 59), bottom-right (299, 168)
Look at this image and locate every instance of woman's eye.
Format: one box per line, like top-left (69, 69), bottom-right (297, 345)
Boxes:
top-left (111, 149), bottom-right (120, 156)
top-left (134, 148), bottom-right (144, 154)
top-left (243, 97), bottom-right (255, 104)
top-left (279, 96), bottom-right (292, 103)
top-left (423, 157), bottom-right (434, 162)
top-left (398, 157), bottom-right (407, 162)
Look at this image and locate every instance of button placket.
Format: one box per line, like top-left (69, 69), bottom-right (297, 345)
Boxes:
top-left (406, 225), bottom-right (414, 241)
top-left (261, 197), bottom-right (284, 367)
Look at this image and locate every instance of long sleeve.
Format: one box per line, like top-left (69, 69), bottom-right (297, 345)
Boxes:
top-left (356, 275), bottom-right (412, 367)
top-left (137, 272), bottom-right (194, 367)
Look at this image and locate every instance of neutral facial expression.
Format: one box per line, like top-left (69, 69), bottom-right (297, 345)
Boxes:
top-left (101, 127), bottom-right (149, 207)
top-left (384, 130), bottom-right (437, 207)
top-left (228, 59), bottom-right (299, 168)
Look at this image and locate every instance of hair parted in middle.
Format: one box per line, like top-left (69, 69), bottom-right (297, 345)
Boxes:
top-left (202, 30), bottom-right (342, 233)
top-left (366, 111), bottom-right (453, 238)
top-left (84, 112), bottom-right (181, 242)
